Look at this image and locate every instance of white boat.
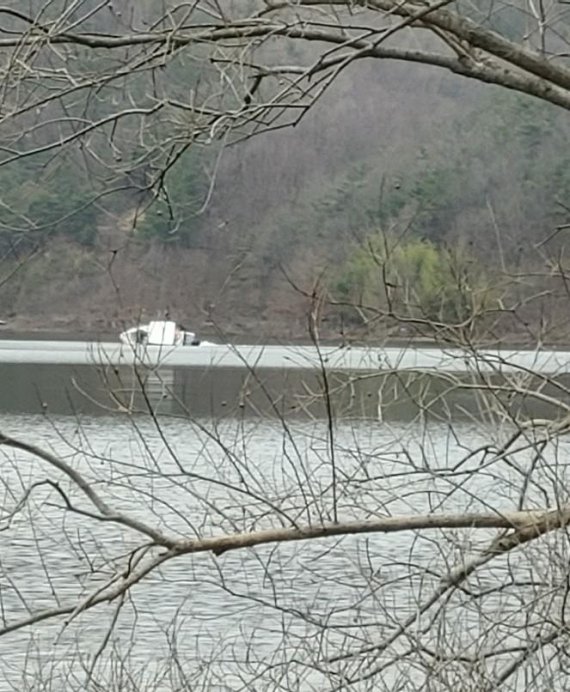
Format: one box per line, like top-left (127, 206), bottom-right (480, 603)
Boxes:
top-left (120, 320), bottom-right (201, 347)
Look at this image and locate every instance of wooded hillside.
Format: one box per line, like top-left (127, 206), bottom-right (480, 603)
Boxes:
top-left (0, 1), bottom-right (569, 342)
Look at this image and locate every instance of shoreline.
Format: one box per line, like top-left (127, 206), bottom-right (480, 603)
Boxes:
top-left (0, 326), bottom-right (568, 352)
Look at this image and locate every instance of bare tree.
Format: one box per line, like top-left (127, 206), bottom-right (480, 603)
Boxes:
top-left (1, 279), bottom-right (570, 689)
top-left (2, 2), bottom-right (570, 690)
top-left (1, 1), bottom-right (570, 182)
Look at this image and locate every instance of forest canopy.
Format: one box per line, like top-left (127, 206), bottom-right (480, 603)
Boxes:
top-left (0, 1), bottom-right (569, 335)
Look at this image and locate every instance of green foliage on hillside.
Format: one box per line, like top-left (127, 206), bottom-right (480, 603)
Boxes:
top-left (0, 84), bottom-right (567, 266)
top-left (0, 158), bottom-right (98, 248)
top-left (0, 147), bottom-right (210, 252)
top-left (335, 233), bottom-right (495, 323)
top-left (251, 87), bottom-right (570, 280)
top-left (138, 149), bottom-right (208, 246)
top-left (1, 27), bottom-right (570, 337)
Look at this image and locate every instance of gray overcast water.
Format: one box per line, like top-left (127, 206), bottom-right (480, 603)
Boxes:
top-left (0, 340), bottom-right (569, 420)
top-left (0, 414), bottom-right (561, 690)
top-left (0, 339), bottom-right (570, 372)
top-left (0, 344), bottom-right (568, 689)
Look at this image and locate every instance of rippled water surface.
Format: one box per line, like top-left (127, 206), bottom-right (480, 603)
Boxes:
top-left (0, 345), bottom-right (569, 689)
top-left (0, 407), bottom-right (566, 690)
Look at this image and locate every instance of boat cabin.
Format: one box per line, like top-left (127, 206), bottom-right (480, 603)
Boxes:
top-left (120, 320), bottom-right (199, 347)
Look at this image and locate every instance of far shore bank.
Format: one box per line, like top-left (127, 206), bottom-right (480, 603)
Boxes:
top-left (0, 324), bottom-right (569, 352)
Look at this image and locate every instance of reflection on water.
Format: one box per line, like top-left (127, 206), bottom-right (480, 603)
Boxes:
top-left (0, 361), bottom-right (569, 422)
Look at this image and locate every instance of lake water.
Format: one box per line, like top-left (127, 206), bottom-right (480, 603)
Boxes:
top-left (0, 345), bottom-right (568, 690)
top-left (2, 339), bottom-right (570, 373)
top-left (1, 339), bottom-right (570, 421)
